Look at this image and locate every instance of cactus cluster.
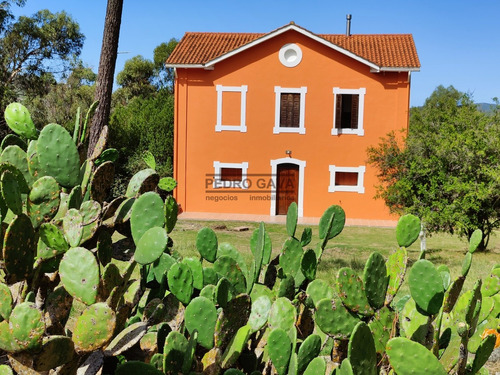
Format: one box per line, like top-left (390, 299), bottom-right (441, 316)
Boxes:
top-left (0, 102), bottom-right (498, 374)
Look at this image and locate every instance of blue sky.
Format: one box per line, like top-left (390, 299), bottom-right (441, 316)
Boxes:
top-left (11, 1), bottom-right (500, 107)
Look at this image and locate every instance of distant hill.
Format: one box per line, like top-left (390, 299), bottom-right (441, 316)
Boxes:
top-left (477, 103), bottom-right (496, 113)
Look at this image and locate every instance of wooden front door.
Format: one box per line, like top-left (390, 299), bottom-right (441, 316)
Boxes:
top-left (276, 163), bottom-right (299, 215)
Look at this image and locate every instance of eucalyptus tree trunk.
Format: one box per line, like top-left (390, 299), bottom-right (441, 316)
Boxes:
top-left (87, 0), bottom-right (123, 158)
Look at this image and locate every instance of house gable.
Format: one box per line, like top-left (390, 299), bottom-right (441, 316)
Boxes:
top-left (166, 23), bottom-right (420, 72)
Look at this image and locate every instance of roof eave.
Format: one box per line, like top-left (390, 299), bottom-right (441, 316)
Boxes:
top-left (164, 63), bottom-right (206, 69)
top-left (372, 67), bottom-right (421, 73)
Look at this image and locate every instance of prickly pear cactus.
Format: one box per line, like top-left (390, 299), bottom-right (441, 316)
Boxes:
top-left (73, 303), bottom-right (116, 352)
top-left (184, 296), bottom-right (217, 349)
top-left (4, 103), bottom-right (37, 139)
top-left (59, 247), bottom-right (99, 305)
top-left (37, 123), bottom-right (80, 188)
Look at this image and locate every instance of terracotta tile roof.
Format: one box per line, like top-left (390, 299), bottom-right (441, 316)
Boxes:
top-left (166, 24), bottom-right (420, 70)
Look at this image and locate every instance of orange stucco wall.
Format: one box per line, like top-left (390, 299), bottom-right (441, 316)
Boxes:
top-left (174, 30), bottom-right (411, 223)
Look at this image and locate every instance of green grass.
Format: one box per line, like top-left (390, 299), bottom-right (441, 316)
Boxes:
top-left (170, 219), bottom-right (500, 299)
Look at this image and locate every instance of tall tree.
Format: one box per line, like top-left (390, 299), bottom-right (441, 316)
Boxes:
top-left (115, 55), bottom-right (155, 102)
top-left (87, 0), bottom-right (123, 157)
top-left (368, 85), bottom-right (500, 250)
top-left (153, 38), bottom-right (178, 91)
top-left (0, 6), bottom-right (84, 135)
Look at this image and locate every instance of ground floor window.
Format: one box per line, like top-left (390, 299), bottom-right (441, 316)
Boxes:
top-left (213, 161), bottom-right (248, 189)
top-left (328, 165), bottom-right (365, 193)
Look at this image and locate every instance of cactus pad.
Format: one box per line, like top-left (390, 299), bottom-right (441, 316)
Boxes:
top-left (3, 213), bottom-right (36, 282)
top-left (306, 279), bottom-right (334, 308)
top-left (318, 205), bottom-right (345, 240)
top-left (9, 302), bottom-right (44, 350)
top-left (214, 255), bottom-right (247, 294)
top-left (297, 334), bottom-right (322, 373)
top-left (250, 225), bottom-right (272, 265)
top-left (268, 328), bottom-right (292, 375)
top-left (72, 303), bottom-right (116, 352)
top-left (104, 321), bottom-right (147, 356)
top-left (396, 214), bottom-right (421, 248)
top-left (386, 337), bottom-right (447, 375)
top-left (163, 331), bottom-right (188, 374)
top-left (31, 335), bottom-right (74, 371)
top-left (409, 259), bottom-right (444, 315)
top-left (303, 357), bottom-right (325, 375)
top-left (286, 201), bottom-right (298, 237)
top-left (248, 295), bottom-right (272, 332)
top-left (368, 306), bottom-right (396, 354)
top-left (182, 257), bottom-right (204, 290)
top-left (337, 267), bottom-right (373, 316)
top-left (385, 247), bottom-right (408, 305)
top-left (167, 262), bottom-right (194, 305)
top-left (130, 191), bottom-right (165, 244)
top-left (158, 176), bottom-right (177, 192)
top-left (214, 294), bottom-right (251, 351)
top-left (1, 170), bottom-right (22, 215)
top-left (151, 253), bottom-right (176, 284)
top-left (37, 223), bottom-right (69, 260)
top-left (29, 180), bottom-right (60, 227)
top-left (185, 296), bottom-right (217, 349)
top-left (268, 297), bottom-right (296, 333)
top-left (59, 247), bottom-right (99, 305)
top-left (164, 195), bottom-right (178, 234)
top-left (1, 145), bottom-right (33, 189)
top-left (363, 252), bottom-right (388, 310)
top-left (221, 324), bottom-right (251, 369)
top-left (125, 168), bottom-right (159, 198)
top-left (469, 229), bottom-right (483, 253)
top-left (37, 123), bottom-right (80, 188)
top-left (315, 298), bottom-right (359, 338)
top-left (1, 134), bottom-right (27, 151)
top-left (196, 227), bottom-right (218, 262)
top-left (0, 283), bottom-right (12, 320)
top-left (4, 103), bottom-right (37, 139)
top-left (348, 321), bottom-right (377, 375)
top-left (90, 161), bottom-right (114, 204)
top-left (62, 208), bottom-right (83, 247)
top-left (134, 226), bottom-right (168, 265)
top-left (279, 237), bottom-right (303, 278)
top-left (301, 248), bottom-right (317, 280)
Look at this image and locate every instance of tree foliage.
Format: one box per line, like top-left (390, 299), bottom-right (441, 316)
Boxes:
top-left (29, 61), bottom-right (96, 130)
top-left (368, 85), bottom-right (500, 250)
top-left (0, 8), bottom-right (84, 104)
top-left (115, 55), bottom-right (155, 101)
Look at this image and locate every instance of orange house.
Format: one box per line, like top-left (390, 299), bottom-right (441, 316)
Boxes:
top-left (166, 23), bottom-right (420, 225)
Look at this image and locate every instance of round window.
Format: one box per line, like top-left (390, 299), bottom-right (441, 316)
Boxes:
top-left (279, 43), bottom-right (302, 68)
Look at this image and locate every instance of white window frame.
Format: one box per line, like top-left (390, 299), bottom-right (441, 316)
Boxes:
top-left (328, 165), bottom-right (366, 193)
top-left (331, 87), bottom-right (366, 136)
top-left (270, 157), bottom-right (306, 217)
top-left (274, 86), bottom-right (307, 134)
top-left (213, 161), bottom-right (249, 189)
top-left (215, 85), bottom-right (248, 132)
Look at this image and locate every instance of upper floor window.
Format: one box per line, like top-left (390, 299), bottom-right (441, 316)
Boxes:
top-left (332, 88), bottom-right (366, 136)
top-left (274, 86), bottom-right (307, 134)
top-left (215, 85), bottom-right (247, 132)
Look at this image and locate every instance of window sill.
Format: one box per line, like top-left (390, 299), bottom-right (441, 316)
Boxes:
top-left (273, 127), bottom-right (306, 134)
top-left (215, 125), bottom-right (247, 133)
top-left (331, 128), bottom-right (364, 136)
